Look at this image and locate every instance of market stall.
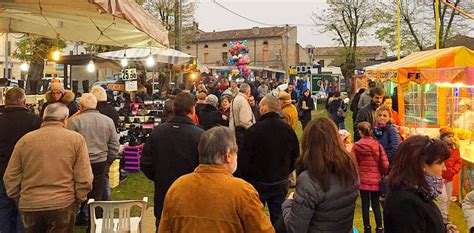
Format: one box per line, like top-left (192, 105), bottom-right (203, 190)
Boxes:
top-left (366, 46), bottom-right (474, 199)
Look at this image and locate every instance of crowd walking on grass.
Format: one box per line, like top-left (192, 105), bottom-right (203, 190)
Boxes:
top-left (0, 78), bottom-right (473, 233)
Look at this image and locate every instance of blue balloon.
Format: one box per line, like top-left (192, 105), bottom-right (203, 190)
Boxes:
top-left (230, 41), bottom-right (234, 49)
top-left (229, 59), bottom-right (234, 65)
top-left (242, 40), bottom-right (248, 46)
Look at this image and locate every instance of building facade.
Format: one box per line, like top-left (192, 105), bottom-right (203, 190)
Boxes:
top-left (183, 26), bottom-right (309, 74)
top-left (306, 46), bottom-right (387, 67)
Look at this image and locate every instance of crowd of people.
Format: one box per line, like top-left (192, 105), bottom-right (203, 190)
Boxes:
top-left (0, 77), bottom-right (471, 233)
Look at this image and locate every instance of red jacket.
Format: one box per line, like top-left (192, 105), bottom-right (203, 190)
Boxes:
top-left (442, 147), bottom-right (462, 182)
top-left (352, 137), bottom-right (389, 186)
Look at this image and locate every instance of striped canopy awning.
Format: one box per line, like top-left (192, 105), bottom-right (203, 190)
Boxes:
top-left (365, 46), bottom-right (474, 84)
top-left (0, 0), bottom-right (169, 48)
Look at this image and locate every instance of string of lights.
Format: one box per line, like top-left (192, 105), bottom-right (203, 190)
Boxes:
top-left (211, 0), bottom-right (316, 28)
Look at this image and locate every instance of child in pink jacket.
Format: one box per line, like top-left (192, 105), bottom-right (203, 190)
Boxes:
top-left (352, 121), bottom-right (389, 233)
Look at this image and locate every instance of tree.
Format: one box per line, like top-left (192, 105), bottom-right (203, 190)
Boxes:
top-left (313, 0), bottom-right (375, 97)
top-left (374, 0), bottom-right (473, 54)
top-left (13, 35), bottom-right (66, 93)
top-left (141, 0), bottom-right (196, 49)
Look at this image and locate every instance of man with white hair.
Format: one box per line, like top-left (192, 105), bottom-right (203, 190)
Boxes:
top-left (90, 86), bottom-right (120, 202)
top-left (229, 83), bottom-right (255, 178)
top-left (4, 103), bottom-right (93, 232)
top-left (197, 94), bottom-right (223, 130)
top-left (67, 93), bottom-right (119, 224)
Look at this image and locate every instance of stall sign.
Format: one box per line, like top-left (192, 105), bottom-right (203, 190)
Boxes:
top-left (120, 68), bottom-right (137, 81)
top-left (107, 83), bottom-right (125, 92)
top-left (125, 81), bottom-right (138, 92)
top-left (398, 82), bottom-right (410, 95)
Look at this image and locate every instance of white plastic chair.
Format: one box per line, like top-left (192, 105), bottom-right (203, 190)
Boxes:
top-left (88, 197), bottom-right (148, 233)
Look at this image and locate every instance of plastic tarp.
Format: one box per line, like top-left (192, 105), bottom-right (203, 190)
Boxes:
top-left (365, 46), bottom-right (474, 84)
top-left (98, 48), bottom-right (193, 65)
top-left (0, 0), bottom-right (169, 48)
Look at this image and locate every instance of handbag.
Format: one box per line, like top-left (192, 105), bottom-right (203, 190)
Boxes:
top-left (337, 100), bottom-right (346, 118)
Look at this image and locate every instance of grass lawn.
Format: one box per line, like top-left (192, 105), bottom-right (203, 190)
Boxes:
top-left (74, 103), bottom-right (468, 232)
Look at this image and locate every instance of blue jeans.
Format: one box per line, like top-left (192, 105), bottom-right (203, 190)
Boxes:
top-left (0, 180), bottom-right (24, 233)
top-left (251, 180), bottom-right (289, 226)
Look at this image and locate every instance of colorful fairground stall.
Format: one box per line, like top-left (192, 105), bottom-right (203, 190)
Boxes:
top-left (366, 46), bottom-right (474, 200)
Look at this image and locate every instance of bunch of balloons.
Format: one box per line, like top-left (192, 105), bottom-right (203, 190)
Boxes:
top-left (229, 40), bottom-right (252, 79)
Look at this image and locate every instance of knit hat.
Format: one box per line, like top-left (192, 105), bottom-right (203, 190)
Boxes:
top-left (339, 129), bottom-right (351, 141)
top-left (278, 91), bottom-right (291, 101)
top-left (439, 127), bottom-right (454, 139)
top-left (50, 82), bottom-right (65, 94)
top-left (205, 94), bottom-right (218, 107)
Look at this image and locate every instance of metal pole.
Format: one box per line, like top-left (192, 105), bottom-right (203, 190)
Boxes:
top-left (4, 33), bottom-right (9, 79)
top-left (435, 0), bottom-right (440, 49)
top-left (397, 0), bottom-right (401, 60)
top-left (285, 26), bottom-right (289, 81)
top-left (178, 0), bottom-right (184, 84)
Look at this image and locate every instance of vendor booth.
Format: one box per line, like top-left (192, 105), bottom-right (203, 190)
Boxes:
top-left (366, 46), bottom-right (474, 200)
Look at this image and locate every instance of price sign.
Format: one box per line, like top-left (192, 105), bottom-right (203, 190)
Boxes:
top-left (125, 81), bottom-right (138, 92)
top-left (121, 68), bottom-right (137, 81)
top-left (107, 83), bottom-right (125, 92)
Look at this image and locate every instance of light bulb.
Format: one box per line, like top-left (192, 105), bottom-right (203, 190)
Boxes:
top-left (87, 60), bottom-right (95, 73)
top-left (121, 57), bottom-right (128, 67)
top-left (20, 63), bottom-right (29, 72)
top-left (52, 50), bottom-right (61, 61)
top-left (146, 55), bottom-right (155, 67)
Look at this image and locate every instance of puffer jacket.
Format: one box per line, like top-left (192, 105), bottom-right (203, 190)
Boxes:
top-left (442, 147), bottom-right (462, 182)
top-left (282, 171), bottom-right (359, 233)
top-left (374, 123), bottom-right (401, 162)
top-left (352, 137), bottom-right (389, 188)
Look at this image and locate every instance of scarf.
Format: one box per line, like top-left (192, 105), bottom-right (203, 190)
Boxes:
top-left (420, 174), bottom-right (444, 200)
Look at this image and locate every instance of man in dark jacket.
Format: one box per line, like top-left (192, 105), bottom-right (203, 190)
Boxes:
top-left (0, 88), bottom-right (41, 233)
top-left (141, 92), bottom-right (204, 230)
top-left (355, 87), bottom-right (385, 141)
top-left (286, 82), bottom-right (298, 104)
top-left (197, 94), bottom-right (223, 130)
top-left (351, 88), bottom-right (365, 125)
top-left (241, 95), bottom-right (300, 226)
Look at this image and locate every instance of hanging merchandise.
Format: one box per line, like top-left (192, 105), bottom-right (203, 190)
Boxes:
top-left (229, 40), bottom-right (252, 79)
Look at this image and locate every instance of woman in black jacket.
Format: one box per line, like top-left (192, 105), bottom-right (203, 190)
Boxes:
top-left (297, 89), bottom-right (315, 130)
top-left (384, 136), bottom-right (457, 233)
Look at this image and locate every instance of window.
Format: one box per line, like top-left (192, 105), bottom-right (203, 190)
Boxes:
top-left (263, 41), bottom-right (268, 45)
top-left (204, 44), bottom-right (209, 49)
top-left (204, 53), bottom-right (209, 64)
top-left (222, 52), bottom-right (228, 63)
top-left (186, 45), bottom-right (191, 49)
top-left (263, 49), bottom-right (269, 63)
top-left (222, 43), bottom-right (227, 47)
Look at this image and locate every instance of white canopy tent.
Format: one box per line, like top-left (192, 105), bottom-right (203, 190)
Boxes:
top-left (97, 48), bottom-right (193, 65)
top-left (0, 0), bottom-right (169, 48)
